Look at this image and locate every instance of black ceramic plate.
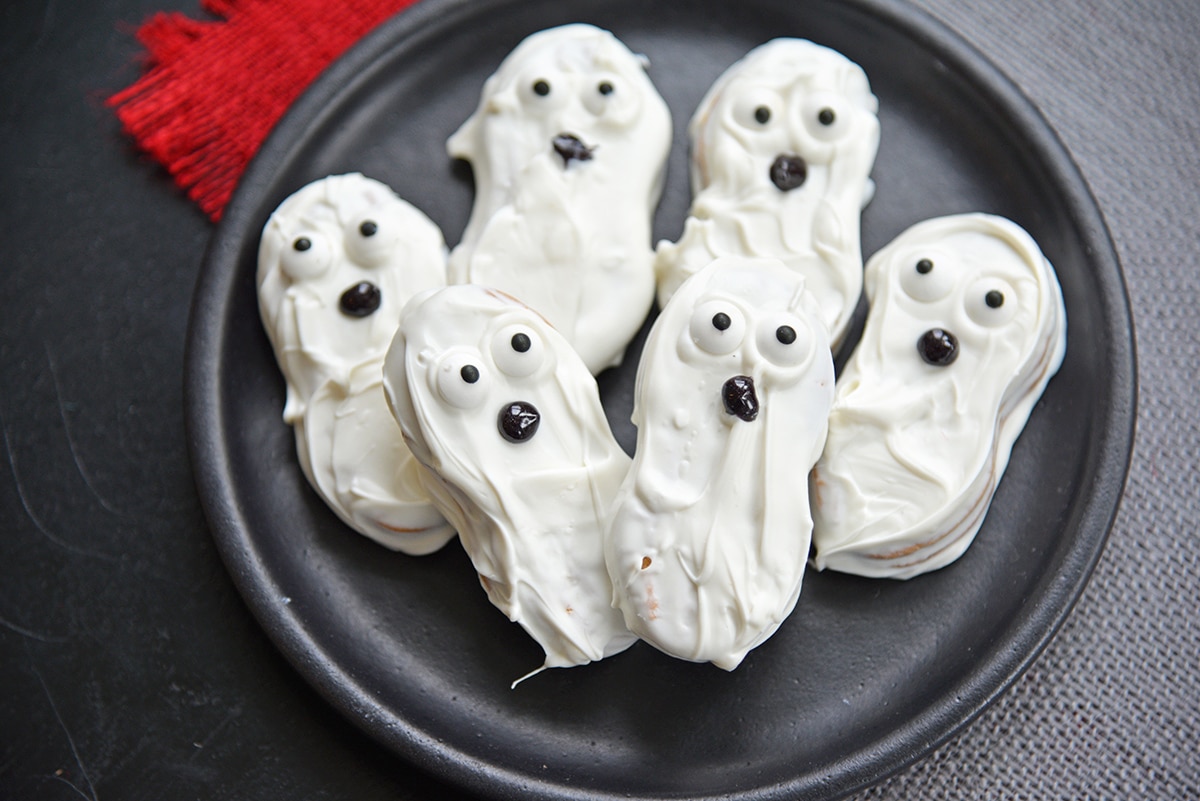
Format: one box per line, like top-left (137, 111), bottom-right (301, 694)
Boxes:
top-left (186, 0), bottom-right (1135, 798)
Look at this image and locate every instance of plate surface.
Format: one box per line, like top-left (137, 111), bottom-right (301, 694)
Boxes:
top-left (186, 0), bottom-right (1135, 798)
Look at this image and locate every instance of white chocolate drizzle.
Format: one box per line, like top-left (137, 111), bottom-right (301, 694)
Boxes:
top-left (655, 39), bottom-right (880, 349)
top-left (447, 24), bottom-right (673, 374)
top-left (382, 285), bottom-right (636, 680)
top-left (810, 213), bottom-right (1067, 579)
top-left (605, 257), bottom-right (834, 669)
top-left (257, 173), bottom-right (454, 554)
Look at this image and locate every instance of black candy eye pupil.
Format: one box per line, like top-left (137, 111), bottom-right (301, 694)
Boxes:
top-left (533, 79), bottom-right (550, 96)
top-left (511, 332), bottom-right (532, 353)
top-left (775, 325), bottom-right (797, 345)
top-left (818, 108), bottom-right (836, 126)
top-left (460, 364), bottom-right (480, 384)
top-left (712, 312), bottom-right (732, 331)
top-left (985, 290), bottom-right (1005, 308)
top-left (916, 258), bottom-right (933, 274)
top-left (359, 220), bottom-right (378, 237)
top-left (293, 237), bottom-right (312, 252)
top-left (598, 81), bottom-right (614, 95)
top-left (754, 105), bottom-right (771, 124)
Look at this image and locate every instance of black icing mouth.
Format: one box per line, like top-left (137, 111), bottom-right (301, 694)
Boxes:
top-left (769, 154), bottom-right (808, 191)
top-left (498, 401), bottom-right (540, 443)
top-left (722, 376), bottom-right (759, 422)
top-left (339, 281), bottom-right (381, 317)
top-left (553, 133), bottom-right (595, 166)
top-left (917, 328), bottom-right (959, 366)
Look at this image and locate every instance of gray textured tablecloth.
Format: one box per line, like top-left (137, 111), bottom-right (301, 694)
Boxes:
top-left (857, 1), bottom-right (1199, 797)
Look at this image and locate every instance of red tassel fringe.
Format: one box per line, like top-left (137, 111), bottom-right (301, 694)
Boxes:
top-left (109, 0), bottom-right (420, 221)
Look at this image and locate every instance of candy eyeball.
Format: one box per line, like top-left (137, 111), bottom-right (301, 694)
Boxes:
top-left (689, 300), bottom-right (747, 356)
top-left (964, 277), bottom-right (1020, 327)
top-left (731, 87), bottom-right (785, 131)
top-left (582, 73), bottom-right (622, 115)
top-left (280, 232), bottom-right (334, 280)
top-left (434, 348), bottom-right (492, 409)
top-left (344, 208), bottom-right (402, 267)
top-left (518, 68), bottom-right (569, 111)
top-left (755, 312), bottom-right (814, 369)
top-left (490, 323), bottom-right (546, 377)
top-left (800, 92), bottom-right (854, 142)
top-left (899, 252), bottom-right (956, 303)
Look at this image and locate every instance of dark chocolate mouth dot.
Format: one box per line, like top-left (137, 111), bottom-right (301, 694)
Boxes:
top-left (721, 375), bottom-right (759, 422)
top-left (776, 325), bottom-right (797, 345)
top-left (916, 258), bottom-right (934, 274)
top-left (985, 290), bottom-right (1005, 308)
top-left (498, 401), bottom-right (540, 443)
top-left (917, 328), bottom-right (959, 366)
top-left (712, 312), bottom-right (732, 331)
top-left (338, 281), bottom-right (381, 317)
top-left (598, 81), bottom-right (614, 95)
top-left (511, 332), bottom-right (532, 353)
top-left (818, 107), bottom-right (836, 126)
top-left (754, 105), bottom-right (771, 125)
top-left (460, 364), bottom-right (480, 384)
top-left (293, 237), bottom-right (312, 252)
top-left (552, 133), bottom-right (595, 165)
top-left (359, 220), bottom-right (378, 237)
top-left (533, 79), bottom-right (550, 96)
top-left (769, 154), bottom-right (808, 191)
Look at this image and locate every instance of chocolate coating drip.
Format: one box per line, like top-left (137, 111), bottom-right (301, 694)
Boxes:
top-left (769, 155), bottom-right (807, 191)
top-left (917, 328), bottom-right (959, 366)
top-left (553, 133), bottom-right (595, 165)
top-left (498, 401), bottom-right (541, 443)
top-left (339, 281), bottom-right (381, 317)
top-left (721, 375), bottom-right (759, 422)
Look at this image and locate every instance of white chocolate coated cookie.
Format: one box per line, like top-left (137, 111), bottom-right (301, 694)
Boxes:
top-left (257, 173), bottom-right (454, 555)
top-left (605, 257), bottom-right (834, 670)
top-left (810, 214), bottom-right (1067, 579)
top-left (382, 285), bottom-right (636, 681)
top-left (447, 24), bottom-right (673, 374)
top-left (655, 39), bottom-right (880, 349)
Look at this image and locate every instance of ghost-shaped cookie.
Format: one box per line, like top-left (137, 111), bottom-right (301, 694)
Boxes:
top-left (257, 173), bottom-right (455, 555)
top-left (655, 39), bottom-right (880, 350)
top-left (382, 284), bottom-right (636, 682)
top-left (605, 256), bottom-right (834, 670)
top-left (810, 213), bottom-right (1067, 579)
top-left (446, 24), bottom-right (673, 374)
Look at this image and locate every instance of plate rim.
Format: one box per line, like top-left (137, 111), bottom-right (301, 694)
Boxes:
top-left (185, 0), bottom-right (1138, 798)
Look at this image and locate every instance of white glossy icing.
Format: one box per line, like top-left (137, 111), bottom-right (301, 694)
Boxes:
top-left (605, 257), bottom-right (834, 670)
top-left (447, 24), bottom-right (673, 374)
top-left (382, 285), bottom-right (636, 680)
top-left (655, 39), bottom-right (880, 349)
top-left (810, 213), bottom-right (1067, 579)
top-left (257, 173), bottom-right (454, 555)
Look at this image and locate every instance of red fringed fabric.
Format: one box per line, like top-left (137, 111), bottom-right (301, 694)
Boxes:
top-left (109, 0), bottom-right (421, 221)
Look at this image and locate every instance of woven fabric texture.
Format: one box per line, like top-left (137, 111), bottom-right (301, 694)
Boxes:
top-left (108, 0), bottom-right (418, 219)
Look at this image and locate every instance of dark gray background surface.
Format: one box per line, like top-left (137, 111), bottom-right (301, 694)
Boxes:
top-left (0, 0), bottom-right (1194, 799)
